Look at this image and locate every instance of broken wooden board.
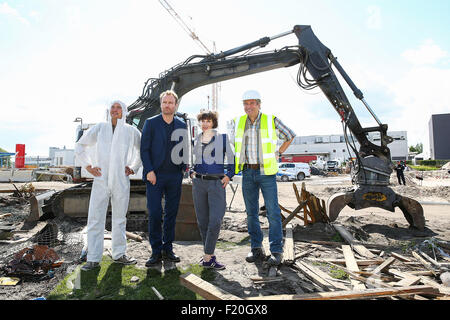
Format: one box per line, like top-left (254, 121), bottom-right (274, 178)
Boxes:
top-left (294, 248), bottom-right (316, 261)
top-left (306, 258), bottom-right (384, 266)
top-left (282, 224), bottom-right (294, 265)
top-left (419, 250), bottom-right (441, 269)
top-left (245, 285), bottom-right (439, 300)
top-left (316, 259), bottom-right (393, 288)
top-left (179, 273), bottom-right (242, 300)
top-left (332, 223), bottom-right (376, 259)
top-left (390, 252), bottom-right (412, 262)
top-left (386, 269), bottom-right (421, 287)
top-left (342, 245), bottom-right (366, 290)
top-left (295, 261), bottom-right (349, 291)
top-left (371, 257), bottom-right (397, 275)
top-left (419, 276), bottom-right (450, 296)
top-left (412, 251), bottom-right (438, 276)
top-left (353, 245), bottom-right (377, 259)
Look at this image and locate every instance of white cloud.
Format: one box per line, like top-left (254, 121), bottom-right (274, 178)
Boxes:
top-left (0, 2), bottom-right (29, 25)
top-left (366, 5), bottom-right (382, 30)
top-left (402, 39), bottom-right (448, 66)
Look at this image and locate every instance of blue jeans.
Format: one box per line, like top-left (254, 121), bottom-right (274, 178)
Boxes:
top-left (146, 172), bottom-right (183, 255)
top-left (242, 168), bottom-right (283, 253)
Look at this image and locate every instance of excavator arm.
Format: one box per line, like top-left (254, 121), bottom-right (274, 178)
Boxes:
top-left (127, 25), bottom-right (425, 230)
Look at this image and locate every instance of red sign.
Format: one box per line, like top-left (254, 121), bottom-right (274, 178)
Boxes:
top-left (15, 144), bottom-right (25, 168)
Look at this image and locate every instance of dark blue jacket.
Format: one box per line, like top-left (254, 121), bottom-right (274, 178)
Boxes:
top-left (190, 133), bottom-right (235, 180)
top-left (140, 114), bottom-right (188, 181)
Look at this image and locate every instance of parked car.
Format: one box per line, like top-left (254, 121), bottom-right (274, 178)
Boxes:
top-left (276, 171), bottom-right (297, 182)
top-left (277, 162), bottom-right (311, 181)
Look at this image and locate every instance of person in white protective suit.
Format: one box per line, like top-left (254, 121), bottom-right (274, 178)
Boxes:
top-left (75, 100), bottom-right (142, 271)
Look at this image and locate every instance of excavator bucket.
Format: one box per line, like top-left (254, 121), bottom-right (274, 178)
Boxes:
top-left (327, 186), bottom-right (425, 230)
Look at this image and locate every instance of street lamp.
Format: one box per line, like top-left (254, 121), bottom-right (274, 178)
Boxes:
top-left (74, 117), bottom-right (83, 128)
top-left (74, 117), bottom-right (83, 142)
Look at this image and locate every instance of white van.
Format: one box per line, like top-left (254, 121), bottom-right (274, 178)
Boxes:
top-left (277, 162), bottom-right (311, 182)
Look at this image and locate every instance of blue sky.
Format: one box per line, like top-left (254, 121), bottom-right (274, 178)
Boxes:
top-left (1, 0), bottom-right (449, 157)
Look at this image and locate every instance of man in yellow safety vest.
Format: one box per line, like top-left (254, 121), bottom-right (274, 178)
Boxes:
top-left (231, 90), bottom-right (295, 266)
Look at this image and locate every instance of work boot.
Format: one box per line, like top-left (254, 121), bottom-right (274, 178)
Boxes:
top-left (267, 252), bottom-right (283, 266)
top-left (81, 261), bottom-right (100, 271)
top-left (145, 253), bottom-right (162, 267)
top-left (113, 255), bottom-right (137, 265)
top-left (162, 250), bottom-right (181, 262)
top-left (245, 248), bottom-right (265, 263)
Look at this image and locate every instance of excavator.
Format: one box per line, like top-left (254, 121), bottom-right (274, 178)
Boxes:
top-left (39, 25), bottom-right (425, 231)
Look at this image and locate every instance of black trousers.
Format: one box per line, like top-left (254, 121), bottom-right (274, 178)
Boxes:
top-left (396, 171), bottom-right (406, 185)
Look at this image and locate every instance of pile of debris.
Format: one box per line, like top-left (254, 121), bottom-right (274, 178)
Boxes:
top-left (181, 224), bottom-right (450, 300)
top-left (0, 245), bottom-right (63, 285)
top-left (180, 183), bottom-right (450, 300)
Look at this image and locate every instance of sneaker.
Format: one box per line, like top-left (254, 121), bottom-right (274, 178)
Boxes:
top-left (113, 255), bottom-right (137, 265)
top-left (202, 256), bottom-right (225, 270)
top-left (81, 261), bottom-right (100, 271)
top-left (245, 248), bottom-right (265, 263)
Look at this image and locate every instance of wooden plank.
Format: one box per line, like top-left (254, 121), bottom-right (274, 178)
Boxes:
top-left (294, 248), bottom-right (316, 260)
top-left (295, 261), bottom-right (349, 291)
top-left (316, 259), bottom-right (392, 288)
top-left (412, 251), bottom-right (438, 276)
top-left (353, 245), bottom-right (377, 259)
top-left (419, 276), bottom-right (450, 295)
top-left (281, 202), bottom-right (306, 228)
top-left (390, 252), bottom-right (412, 262)
top-left (306, 258), bottom-right (384, 266)
top-left (245, 286), bottom-right (439, 300)
top-left (179, 273), bottom-right (242, 300)
top-left (410, 270), bottom-right (434, 276)
top-left (387, 269), bottom-right (421, 287)
top-left (282, 224), bottom-right (294, 265)
top-left (371, 257), bottom-right (397, 275)
top-left (332, 223), bottom-right (355, 245)
top-left (332, 224), bottom-right (376, 258)
top-left (419, 251), bottom-right (441, 269)
top-left (342, 245), bottom-right (366, 290)
top-left (279, 204), bottom-right (304, 222)
top-left (294, 261), bottom-right (336, 291)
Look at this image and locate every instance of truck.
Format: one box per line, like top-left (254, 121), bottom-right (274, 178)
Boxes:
top-left (39, 24), bottom-right (424, 231)
top-left (326, 159), bottom-right (342, 173)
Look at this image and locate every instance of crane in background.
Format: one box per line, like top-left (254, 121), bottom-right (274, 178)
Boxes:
top-left (159, 0), bottom-right (220, 112)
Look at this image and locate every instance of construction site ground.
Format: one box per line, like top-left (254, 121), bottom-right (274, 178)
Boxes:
top-left (0, 170), bottom-right (449, 300)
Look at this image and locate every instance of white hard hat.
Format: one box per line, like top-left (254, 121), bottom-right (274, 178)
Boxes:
top-left (242, 90), bottom-right (261, 101)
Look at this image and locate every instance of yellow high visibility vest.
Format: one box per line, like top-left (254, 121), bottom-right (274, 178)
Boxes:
top-left (234, 113), bottom-right (278, 175)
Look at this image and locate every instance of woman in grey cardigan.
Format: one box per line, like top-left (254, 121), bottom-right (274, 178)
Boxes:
top-left (190, 111), bottom-right (234, 270)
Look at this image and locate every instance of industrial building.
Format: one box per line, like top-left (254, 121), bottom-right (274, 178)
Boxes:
top-left (24, 146), bottom-right (75, 168)
top-left (429, 113), bottom-right (450, 160)
top-left (277, 131), bottom-right (408, 164)
top-left (226, 118), bottom-right (408, 164)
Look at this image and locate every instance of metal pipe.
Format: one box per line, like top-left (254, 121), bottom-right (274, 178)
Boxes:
top-left (270, 29), bottom-right (294, 41)
top-left (361, 98), bottom-right (383, 126)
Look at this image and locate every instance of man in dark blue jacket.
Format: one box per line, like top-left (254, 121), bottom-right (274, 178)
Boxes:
top-left (140, 90), bottom-right (188, 266)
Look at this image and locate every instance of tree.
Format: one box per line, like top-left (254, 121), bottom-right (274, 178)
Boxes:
top-left (409, 143), bottom-right (423, 154)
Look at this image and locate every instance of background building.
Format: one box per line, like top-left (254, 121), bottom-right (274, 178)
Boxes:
top-left (226, 119), bottom-right (408, 164)
top-left (282, 131), bottom-right (408, 163)
top-left (49, 146), bottom-right (75, 166)
top-left (429, 113), bottom-right (450, 160)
